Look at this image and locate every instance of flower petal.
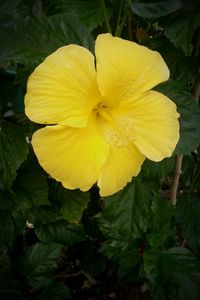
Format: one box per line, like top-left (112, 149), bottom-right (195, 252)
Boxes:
top-left (98, 145), bottom-right (145, 197)
top-left (118, 90), bottom-right (180, 161)
top-left (31, 118), bottom-right (109, 191)
top-left (25, 45), bottom-right (100, 127)
top-left (95, 33), bottom-right (169, 105)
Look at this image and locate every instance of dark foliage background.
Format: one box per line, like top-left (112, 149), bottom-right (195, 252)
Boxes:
top-left (0, 0), bottom-right (200, 299)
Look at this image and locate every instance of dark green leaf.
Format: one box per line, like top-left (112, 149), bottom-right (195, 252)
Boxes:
top-left (55, 186), bottom-right (90, 223)
top-left (37, 282), bottom-right (72, 300)
top-left (80, 245), bottom-right (106, 276)
top-left (0, 14), bottom-right (94, 66)
top-left (0, 212), bottom-right (16, 246)
top-left (100, 239), bottom-right (140, 279)
top-left (19, 243), bottom-right (62, 288)
top-left (163, 10), bottom-right (200, 55)
top-left (155, 80), bottom-right (200, 154)
top-left (13, 165), bottom-right (49, 207)
top-left (176, 193), bottom-right (200, 255)
top-left (44, 0), bottom-right (103, 31)
top-left (35, 220), bottom-right (87, 245)
top-left (144, 247), bottom-right (200, 300)
top-left (131, 0), bottom-right (183, 18)
top-left (27, 206), bottom-right (62, 225)
top-left (97, 181), bottom-right (151, 241)
top-left (142, 157), bottom-right (175, 181)
top-left (147, 195), bottom-right (174, 248)
top-left (0, 121), bottom-right (28, 189)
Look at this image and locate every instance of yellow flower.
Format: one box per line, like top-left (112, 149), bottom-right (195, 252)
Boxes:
top-left (25, 33), bottom-right (179, 197)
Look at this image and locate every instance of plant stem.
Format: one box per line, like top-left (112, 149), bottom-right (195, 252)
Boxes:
top-left (170, 154), bottom-right (183, 205)
top-left (115, 0), bottom-right (123, 35)
top-left (100, 0), bottom-right (112, 34)
top-left (115, 7), bottom-right (128, 37)
top-left (127, 10), bottom-right (133, 41)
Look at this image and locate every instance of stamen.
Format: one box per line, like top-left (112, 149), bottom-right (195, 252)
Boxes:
top-left (95, 104), bottom-right (136, 148)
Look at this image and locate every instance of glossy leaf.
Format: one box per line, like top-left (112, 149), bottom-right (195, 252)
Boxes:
top-left (131, 0), bottom-right (183, 18)
top-left (79, 245), bottom-right (106, 276)
top-left (13, 165), bottom-right (49, 207)
top-left (176, 193), bottom-right (200, 255)
top-left (27, 206), bottom-right (62, 225)
top-left (35, 220), bottom-right (87, 245)
top-left (0, 121), bottom-right (28, 189)
top-left (147, 195), bottom-right (174, 248)
top-left (155, 80), bottom-right (200, 154)
top-left (0, 14), bottom-right (94, 66)
top-left (142, 157), bottom-right (175, 181)
top-left (54, 185), bottom-right (90, 223)
top-left (97, 181), bottom-right (151, 240)
top-left (100, 239), bottom-right (140, 279)
top-left (19, 243), bottom-right (62, 288)
top-left (163, 10), bottom-right (200, 55)
top-left (144, 247), bottom-right (200, 300)
top-left (44, 0), bottom-right (103, 31)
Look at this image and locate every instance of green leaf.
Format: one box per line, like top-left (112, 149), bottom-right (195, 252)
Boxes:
top-left (35, 220), bottom-right (87, 245)
top-left (44, 0), bottom-right (103, 31)
top-left (0, 14), bottom-right (94, 67)
top-left (79, 245), bottom-right (106, 276)
top-left (147, 195), bottom-right (174, 248)
top-left (176, 193), bottom-right (200, 255)
top-left (155, 80), bottom-right (200, 154)
top-left (100, 239), bottom-right (140, 279)
top-left (13, 165), bottom-right (49, 207)
top-left (97, 181), bottom-right (151, 241)
top-left (18, 243), bottom-right (62, 288)
top-left (37, 282), bottom-right (72, 300)
top-left (0, 213), bottom-right (17, 246)
top-left (144, 247), bottom-right (200, 300)
top-left (27, 206), bottom-right (62, 225)
top-left (163, 9), bottom-right (200, 55)
top-left (131, 0), bottom-right (183, 18)
top-left (142, 157), bottom-right (175, 181)
top-left (55, 185), bottom-right (90, 223)
top-left (0, 121), bottom-right (28, 189)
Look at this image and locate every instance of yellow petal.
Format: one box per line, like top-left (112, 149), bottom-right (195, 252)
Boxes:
top-left (31, 118), bottom-right (109, 191)
top-left (118, 91), bottom-right (180, 161)
top-left (98, 145), bottom-right (145, 197)
top-left (95, 33), bottom-right (169, 105)
top-left (25, 45), bottom-right (100, 127)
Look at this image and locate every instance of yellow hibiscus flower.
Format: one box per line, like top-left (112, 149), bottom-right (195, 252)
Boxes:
top-left (25, 33), bottom-right (179, 197)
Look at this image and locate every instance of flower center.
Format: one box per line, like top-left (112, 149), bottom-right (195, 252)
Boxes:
top-left (93, 102), bottom-right (136, 148)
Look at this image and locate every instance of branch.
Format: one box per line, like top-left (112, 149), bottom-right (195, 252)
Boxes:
top-left (170, 154), bottom-right (183, 205)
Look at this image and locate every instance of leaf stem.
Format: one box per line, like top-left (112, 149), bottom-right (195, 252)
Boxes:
top-left (115, 7), bottom-right (128, 37)
top-left (115, 0), bottom-right (123, 35)
top-left (127, 9), bottom-right (133, 41)
top-left (100, 0), bottom-right (112, 34)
